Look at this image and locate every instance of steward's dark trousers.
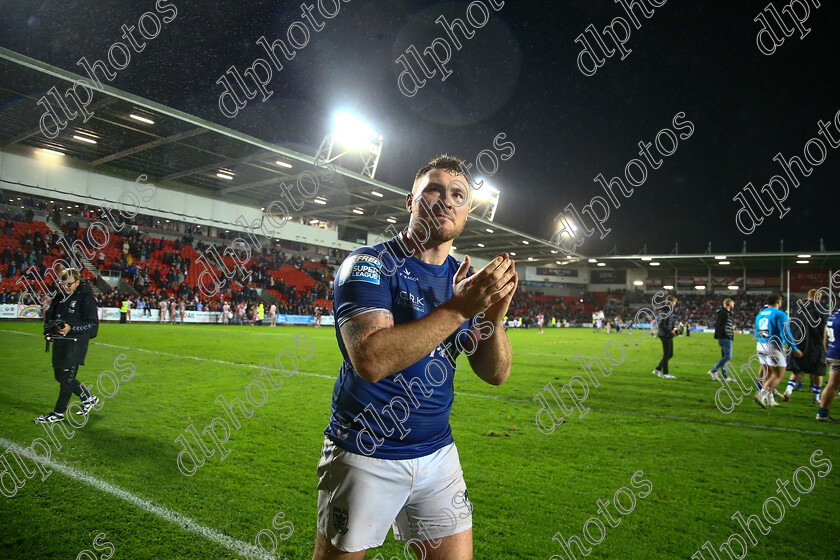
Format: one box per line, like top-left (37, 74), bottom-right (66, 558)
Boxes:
top-left (657, 336), bottom-right (674, 374)
top-left (54, 366), bottom-right (90, 413)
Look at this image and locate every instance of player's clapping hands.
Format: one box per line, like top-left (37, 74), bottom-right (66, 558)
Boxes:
top-left (450, 254), bottom-right (517, 322)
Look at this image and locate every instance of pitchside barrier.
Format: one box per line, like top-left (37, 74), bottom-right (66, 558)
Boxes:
top-left (0, 304), bottom-right (335, 326)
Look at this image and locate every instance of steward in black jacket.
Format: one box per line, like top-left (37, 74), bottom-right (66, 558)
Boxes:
top-left (35, 270), bottom-right (100, 423)
top-left (654, 295), bottom-right (678, 379)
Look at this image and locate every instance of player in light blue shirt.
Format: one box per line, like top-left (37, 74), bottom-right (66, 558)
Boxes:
top-left (313, 156), bottom-right (517, 559)
top-left (753, 293), bottom-right (802, 408)
top-left (817, 308), bottom-right (840, 422)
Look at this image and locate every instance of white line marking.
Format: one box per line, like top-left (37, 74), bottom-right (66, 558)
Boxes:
top-left (0, 329), bottom-right (335, 379)
top-left (592, 409), bottom-right (840, 438)
top-left (0, 437), bottom-right (280, 559)
top-left (4, 329), bottom-right (837, 438)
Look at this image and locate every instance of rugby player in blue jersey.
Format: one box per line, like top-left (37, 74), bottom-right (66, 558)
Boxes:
top-left (312, 156), bottom-right (517, 560)
top-left (753, 293), bottom-right (803, 409)
top-left (817, 307), bottom-right (840, 423)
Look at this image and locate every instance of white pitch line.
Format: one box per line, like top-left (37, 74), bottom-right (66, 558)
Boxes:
top-left (0, 436), bottom-right (279, 560)
top-left (453, 391), bottom-right (840, 437)
top-left (4, 329), bottom-right (838, 438)
top-left (594, 409), bottom-right (840, 438)
top-left (0, 329), bottom-right (335, 379)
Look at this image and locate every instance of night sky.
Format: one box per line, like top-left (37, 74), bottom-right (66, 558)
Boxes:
top-left (2, 0), bottom-right (838, 255)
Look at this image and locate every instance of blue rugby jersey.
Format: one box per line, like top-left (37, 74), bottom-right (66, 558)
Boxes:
top-left (324, 236), bottom-right (476, 459)
top-left (755, 306), bottom-right (798, 351)
top-left (827, 310), bottom-right (840, 360)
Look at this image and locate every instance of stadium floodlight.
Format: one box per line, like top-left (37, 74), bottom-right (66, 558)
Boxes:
top-left (797, 254), bottom-right (811, 258)
top-left (73, 134), bottom-right (97, 144)
top-left (477, 243), bottom-right (485, 247)
top-left (522, 240), bottom-right (529, 245)
top-left (714, 255), bottom-right (727, 260)
top-left (728, 285), bottom-right (739, 290)
top-left (650, 262), bottom-right (660, 266)
top-left (316, 111), bottom-right (383, 178)
top-left (486, 228), bottom-right (494, 233)
top-left (470, 181), bottom-right (501, 221)
top-left (796, 260), bottom-right (809, 264)
top-left (371, 191), bottom-right (384, 197)
top-left (352, 209), bottom-right (364, 215)
top-left (510, 252), bottom-right (516, 256)
top-left (276, 160), bottom-right (293, 168)
top-left (597, 262), bottom-right (606, 267)
top-left (719, 261), bottom-right (730, 265)
top-left (129, 113), bottom-right (154, 124)
top-left (386, 217), bottom-right (397, 223)
top-left (664, 284), bottom-right (674, 289)
top-left (633, 280), bottom-right (644, 286)
top-left (556, 261), bottom-right (563, 265)
top-left (588, 258), bottom-right (597, 263)
top-left (528, 257), bottom-right (534, 261)
top-left (641, 257), bottom-right (652, 261)
top-left (695, 285), bottom-right (706, 290)
top-left (40, 148), bottom-right (64, 156)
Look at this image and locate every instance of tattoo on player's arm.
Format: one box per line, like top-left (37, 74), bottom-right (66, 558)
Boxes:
top-left (341, 310), bottom-right (394, 352)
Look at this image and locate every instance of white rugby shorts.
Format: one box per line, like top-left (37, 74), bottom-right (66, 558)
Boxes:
top-left (315, 436), bottom-right (472, 552)
top-left (756, 341), bottom-right (787, 367)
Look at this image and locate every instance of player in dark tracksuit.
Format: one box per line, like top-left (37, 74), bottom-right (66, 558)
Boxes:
top-left (35, 268), bottom-right (100, 423)
top-left (783, 289), bottom-right (828, 403)
top-left (653, 295), bottom-right (678, 379)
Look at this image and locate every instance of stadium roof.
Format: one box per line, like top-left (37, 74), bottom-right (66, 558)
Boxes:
top-left (589, 252), bottom-right (840, 275)
top-left (3, 48), bottom-right (838, 275)
top-left (0, 48), bottom-right (567, 263)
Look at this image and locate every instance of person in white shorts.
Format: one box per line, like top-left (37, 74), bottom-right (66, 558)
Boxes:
top-left (753, 293), bottom-right (802, 408)
top-left (313, 156), bottom-right (517, 560)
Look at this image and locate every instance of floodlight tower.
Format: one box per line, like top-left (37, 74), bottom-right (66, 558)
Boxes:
top-left (471, 180), bottom-right (500, 221)
top-left (316, 111), bottom-right (383, 179)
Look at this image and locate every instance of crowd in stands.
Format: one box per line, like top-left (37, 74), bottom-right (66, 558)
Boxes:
top-left (506, 289), bottom-right (788, 331)
top-left (668, 293), bottom-right (769, 330)
top-left (0, 193), bottom-right (823, 330)
top-left (1, 193), bottom-right (336, 318)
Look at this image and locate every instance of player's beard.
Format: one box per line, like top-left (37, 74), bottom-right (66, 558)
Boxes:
top-left (412, 212), bottom-right (464, 243)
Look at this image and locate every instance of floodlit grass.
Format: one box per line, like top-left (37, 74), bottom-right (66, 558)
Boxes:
top-left (1, 322), bottom-right (838, 559)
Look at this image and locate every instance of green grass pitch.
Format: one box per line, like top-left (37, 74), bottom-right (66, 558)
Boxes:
top-left (1, 322), bottom-right (838, 559)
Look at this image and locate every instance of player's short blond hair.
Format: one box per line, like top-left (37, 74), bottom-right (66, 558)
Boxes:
top-left (666, 295), bottom-right (678, 304)
top-left (723, 298), bottom-right (734, 306)
top-left (808, 288), bottom-right (818, 299)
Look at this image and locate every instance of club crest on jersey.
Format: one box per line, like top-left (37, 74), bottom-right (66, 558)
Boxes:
top-left (339, 254), bottom-right (381, 286)
top-left (332, 507), bottom-right (349, 535)
top-left (69, 300), bottom-right (78, 312)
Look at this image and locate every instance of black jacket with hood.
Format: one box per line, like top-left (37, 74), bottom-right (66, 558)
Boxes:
top-left (44, 279), bottom-right (99, 368)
